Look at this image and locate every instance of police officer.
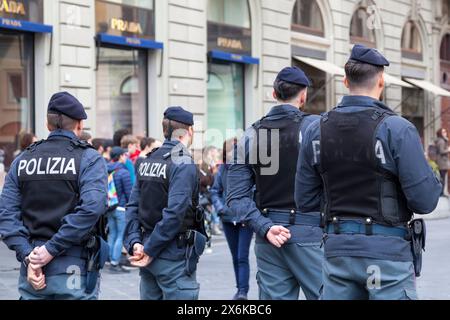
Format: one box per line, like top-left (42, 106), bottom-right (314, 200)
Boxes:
top-left (124, 106), bottom-right (206, 300)
top-left (0, 92), bottom-right (108, 300)
top-left (227, 67), bottom-right (324, 300)
top-left (296, 44), bottom-right (442, 300)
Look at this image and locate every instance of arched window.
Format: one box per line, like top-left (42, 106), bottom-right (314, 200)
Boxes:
top-left (441, 34), bottom-right (450, 62)
top-left (207, 0), bottom-right (250, 29)
top-left (401, 21), bottom-right (423, 60)
top-left (350, 7), bottom-right (376, 47)
top-left (291, 0), bottom-right (324, 37)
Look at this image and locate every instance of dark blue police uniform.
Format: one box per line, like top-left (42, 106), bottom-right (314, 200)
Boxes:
top-left (0, 92), bottom-right (108, 300)
top-left (124, 107), bottom-right (206, 300)
top-left (296, 45), bottom-right (442, 300)
top-left (227, 67), bottom-right (324, 300)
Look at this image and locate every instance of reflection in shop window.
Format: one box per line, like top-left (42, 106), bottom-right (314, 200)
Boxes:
top-left (291, 0), bottom-right (325, 37)
top-left (207, 0), bottom-right (250, 28)
top-left (0, 31), bottom-right (34, 171)
top-left (401, 21), bottom-right (423, 60)
top-left (96, 47), bottom-right (147, 139)
top-left (207, 62), bottom-right (245, 147)
top-left (402, 87), bottom-right (425, 139)
top-left (350, 7), bottom-right (376, 47)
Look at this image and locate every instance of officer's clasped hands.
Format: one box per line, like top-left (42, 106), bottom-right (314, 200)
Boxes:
top-left (29, 246), bottom-right (54, 269)
top-left (128, 243), bottom-right (153, 267)
top-left (26, 264), bottom-right (46, 291)
top-left (266, 226), bottom-right (291, 248)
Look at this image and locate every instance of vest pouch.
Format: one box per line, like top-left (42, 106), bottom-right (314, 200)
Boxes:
top-left (380, 179), bottom-right (401, 225)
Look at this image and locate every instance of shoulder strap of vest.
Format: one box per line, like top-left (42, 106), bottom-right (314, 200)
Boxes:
top-left (26, 139), bottom-right (46, 153)
top-left (253, 110), bottom-right (307, 129)
top-left (146, 147), bottom-right (160, 158)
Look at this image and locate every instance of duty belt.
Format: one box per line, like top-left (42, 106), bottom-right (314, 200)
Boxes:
top-left (325, 218), bottom-right (409, 239)
top-left (262, 209), bottom-right (321, 227)
top-left (31, 239), bottom-right (89, 259)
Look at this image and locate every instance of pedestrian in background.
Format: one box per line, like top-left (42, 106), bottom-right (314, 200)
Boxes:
top-left (210, 138), bottom-right (253, 300)
top-left (14, 132), bottom-right (37, 158)
top-left (435, 128), bottom-right (450, 196)
top-left (80, 131), bottom-right (92, 144)
top-left (121, 135), bottom-right (141, 164)
top-left (135, 137), bottom-right (162, 171)
top-left (112, 129), bottom-right (136, 185)
top-left (107, 147), bottom-right (133, 273)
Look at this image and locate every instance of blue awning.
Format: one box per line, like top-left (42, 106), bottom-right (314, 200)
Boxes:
top-left (0, 17), bottom-right (52, 33)
top-left (210, 50), bottom-right (259, 65)
top-left (97, 33), bottom-right (163, 50)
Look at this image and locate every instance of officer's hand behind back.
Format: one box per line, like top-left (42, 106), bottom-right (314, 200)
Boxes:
top-left (27, 264), bottom-right (46, 291)
top-left (266, 226), bottom-right (291, 248)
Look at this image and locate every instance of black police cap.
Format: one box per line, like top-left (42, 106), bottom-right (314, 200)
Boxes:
top-left (47, 92), bottom-right (87, 120)
top-left (349, 44), bottom-right (390, 67)
top-left (164, 106), bottom-right (194, 126)
top-left (275, 66), bottom-right (311, 87)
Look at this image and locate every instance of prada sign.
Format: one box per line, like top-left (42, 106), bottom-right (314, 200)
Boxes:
top-left (208, 22), bottom-right (251, 56)
top-left (0, 0), bottom-right (43, 22)
top-left (96, 0), bottom-right (154, 40)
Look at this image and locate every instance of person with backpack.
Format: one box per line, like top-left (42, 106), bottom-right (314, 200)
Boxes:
top-left (107, 147), bottom-right (133, 273)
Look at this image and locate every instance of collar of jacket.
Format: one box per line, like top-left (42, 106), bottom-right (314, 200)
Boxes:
top-left (267, 104), bottom-right (303, 117)
top-left (337, 95), bottom-right (393, 112)
top-left (48, 129), bottom-right (77, 140)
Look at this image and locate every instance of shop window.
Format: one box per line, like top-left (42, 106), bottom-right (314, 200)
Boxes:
top-left (401, 21), bottom-right (423, 60)
top-left (402, 87), bottom-right (425, 139)
top-left (207, 0), bottom-right (250, 28)
top-left (291, 0), bottom-right (325, 37)
top-left (350, 7), bottom-right (376, 47)
top-left (0, 31), bottom-right (34, 171)
top-left (96, 47), bottom-right (148, 138)
top-left (444, 0), bottom-right (450, 18)
top-left (441, 34), bottom-right (450, 62)
top-left (207, 61), bottom-right (245, 147)
top-left (104, 0), bottom-right (154, 9)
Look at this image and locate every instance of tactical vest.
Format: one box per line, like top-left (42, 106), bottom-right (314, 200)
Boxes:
top-left (18, 136), bottom-right (91, 240)
top-left (319, 108), bottom-right (412, 226)
top-left (252, 111), bottom-right (309, 211)
top-left (136, 146), bottom-right (198, 233)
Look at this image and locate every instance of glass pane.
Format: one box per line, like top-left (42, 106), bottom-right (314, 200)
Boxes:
top-left (0, 31), bottom-right (34, 171)
top-left (402, 21), bottom-right (422, 53)
top-left (96, 47), bottom-right (147, 138)
top-left (208, 0), bottom-right (250, 29)
top-left (292, 0), bottom-right (324, 36)
top-left (103, 0), bottom-right (154, 9)
top-left (402, 87), bottom-right (424, 138)
top-left (293, 59), bottom-right (326, 115)
top-left (441, 34), bottom-right (450, 61)
top-left (350, 8), bottom-right (376, 44)
top-left (207, 61), bottom-right (245, 147)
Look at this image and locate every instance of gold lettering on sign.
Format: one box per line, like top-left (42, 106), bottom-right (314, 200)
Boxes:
top-left (0, 1), bottom-right (26, 15)
top-left (217, 37), bottom-right (244, 51)
top-left (110, 18), bottom-right (143, 34)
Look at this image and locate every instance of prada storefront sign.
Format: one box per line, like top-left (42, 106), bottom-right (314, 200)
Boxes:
top-left (0, 0), bottom-right (43, 22)
top-left (96, 0), bottom-right (154, 40)
top-left (208, 22), bottom-right (251, 56)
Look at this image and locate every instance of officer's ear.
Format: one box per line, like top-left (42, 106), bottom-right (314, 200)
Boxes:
top-left (344, 77), bottom-right (350, 89)
top-left (300, 88), bottom-right (308, 106)
top-left (378, 72), bottom-right (385, 90)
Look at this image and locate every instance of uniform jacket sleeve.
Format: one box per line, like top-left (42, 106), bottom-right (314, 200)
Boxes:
top-left (143, 160), bottom-right (197, 258)
top-left (124, 182), bottom-right (142, 254)
top-left (0, 157), bottom-right (34, 262)
top-left (210, 165), bottom-right (225, 214)
top-left (44, 149), bottom-right (108, 257)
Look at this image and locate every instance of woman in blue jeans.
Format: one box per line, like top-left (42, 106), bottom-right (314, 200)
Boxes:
top-left (210, 138), bottom-right (254, 300)
top-left (107, 147), bottom-right (133, 273)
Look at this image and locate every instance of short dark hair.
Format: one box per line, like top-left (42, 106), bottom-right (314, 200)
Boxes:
top-left (47, 113), bottom-right (79, 131)
top-left (273, 79), bottom-right (306, 101)
top-left (80, 131), bottom-right (92, 141)
top-left (345, 59), bottom-right (384, 90)
top-left (162, 119), bottom-right (190, 139)
top-left (113, 129), bottom-right (130, 147)
top-left (140, 137), bottom-right (156, 150)
top-left (91, 138), bottom-right (105, 151)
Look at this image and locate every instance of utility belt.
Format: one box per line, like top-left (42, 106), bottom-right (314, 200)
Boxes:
top-left (325, 217), bottom-right (426, 277)
top-left (262, 208), bottom-right (321, 227)
top-left (31, 239), bottom-right (89, 260)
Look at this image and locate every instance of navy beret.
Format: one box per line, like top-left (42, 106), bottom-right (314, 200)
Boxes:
top-left (164, 106), bottom-right (194, 126)
top-left (47, 92), bottom-right (87, 120)
top-left (349, 44), bottom-right (390, 67)
top-left (275, 66), bottom-right (311, 87)
top-left (110, 146), bottom-right (126, 161)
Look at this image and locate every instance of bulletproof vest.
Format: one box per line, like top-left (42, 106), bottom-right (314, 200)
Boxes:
top-left (136, 146), bottom-right (198, 233)
top-left (252, 111), bottom-right (309, 211)
top-left (319, 108), bottom-right (413, 226)
top-left (17, 136), bottom-right (91, 240)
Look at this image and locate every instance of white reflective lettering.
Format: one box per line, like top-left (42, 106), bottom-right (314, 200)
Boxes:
top-left (375, 140), bottom-right (386, 165)
top-left (25, 159), bottom-right (37, 175)
top-left (64, 158), bottom-right (76, 175)
top-left (49, 157), bottom-right (61, 174)
top-left (312, 140), bottom-right (320, 165)
top-left (17, 160), bottom-right (27, 176)
top-left (37, 158), bottom-right (45, 175)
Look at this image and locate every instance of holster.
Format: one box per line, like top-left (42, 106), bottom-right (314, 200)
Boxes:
top-left (85, 236), bottom-right (109, 294)
top-left (184, 230), bottom-right (207, 276)
top-left (409, 219), bottom-right (426, 277)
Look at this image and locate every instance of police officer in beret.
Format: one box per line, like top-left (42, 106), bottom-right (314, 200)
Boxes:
top-left (227, 67), bottom-right (324, 300)
top-left (296, 44), bottom-right (442, 300)
top-left (124, 106), bottom-right (207, 300)
top-left (0, 92), bottom-right (108, 300)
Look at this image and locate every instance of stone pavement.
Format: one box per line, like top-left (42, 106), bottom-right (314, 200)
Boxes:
top-left (1, 217), bottom-right (450, 300)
